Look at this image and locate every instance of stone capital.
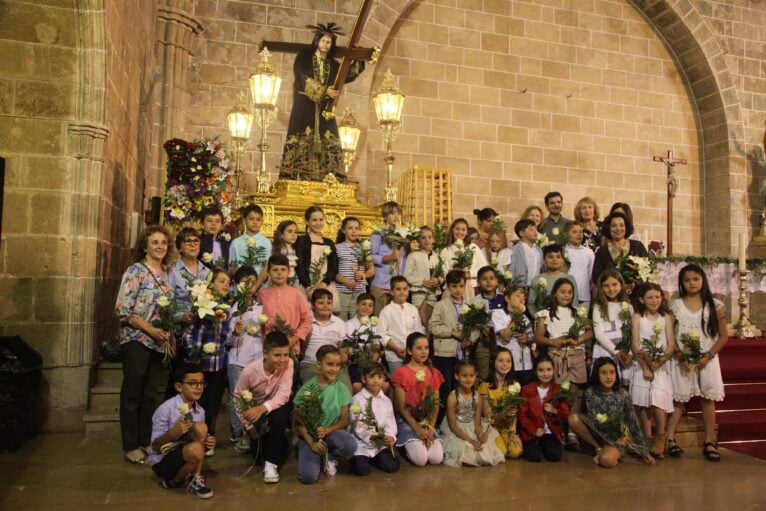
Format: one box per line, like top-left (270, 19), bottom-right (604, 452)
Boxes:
top-left (157, 4), bottom-right (204, 50)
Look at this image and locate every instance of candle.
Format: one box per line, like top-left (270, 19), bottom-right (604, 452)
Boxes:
top-left (738, 233), bottom-right (747, 271)
top-left (642, 229), bottom-right (650, 246)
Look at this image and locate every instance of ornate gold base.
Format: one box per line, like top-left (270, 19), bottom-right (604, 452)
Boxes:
top-left (238, 174), bottom-right (380, 238)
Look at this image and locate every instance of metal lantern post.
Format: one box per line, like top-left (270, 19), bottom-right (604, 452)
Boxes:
top-left (338, 107), bottom-right (361, 177)
top-left (249, 47), bottom-right (282, 194)
top-left (373, 69), bottom-right (405, 202)
top-left (226, 94), bottom-right (254, 208)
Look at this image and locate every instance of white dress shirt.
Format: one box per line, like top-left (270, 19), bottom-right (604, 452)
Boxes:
top-left (303, 314), bottom-right (347, 363)
top-left (349, 387), bottom-right (398, 457)
top-left (378, 301), bottom-right (424, 362)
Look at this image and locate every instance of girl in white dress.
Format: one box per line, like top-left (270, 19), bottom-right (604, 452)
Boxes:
top-left (591, 269), bottom-right (633, 387)
top-left (630, 282), bottom-right (677, 459)
top-left (439, 218), bottom-right (488, 302)
top-left (666, 264), bottom-right (728, 461)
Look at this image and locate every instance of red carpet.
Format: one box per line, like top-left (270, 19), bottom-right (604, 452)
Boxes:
top-left (702, 338), bottom-right (766, 460)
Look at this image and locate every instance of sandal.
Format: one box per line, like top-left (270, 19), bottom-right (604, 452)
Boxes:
top-left (703, 442), bottom-right (721, 462)
top-left (667, 438), bottom-right (683, 458)
top-left (124, 449), bottom-right (146, 465)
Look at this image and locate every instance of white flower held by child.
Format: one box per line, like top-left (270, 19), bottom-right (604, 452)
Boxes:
top-left (652, 323), bottom-right (663, 335)
top-left (258, 314), bottom-right (269, 324)
top-left (460, 304), bottom-right (471, 314)
top-left (247, 325), bottom-right (259, 336)
top-left (157, 296), bottom-right (171, 308)
top-left (415, 370), bottom-right (426, 383)
top-left (350, 403), bottom-right (362, 415)
top-left (620, 301), bottom-right (630, 312)
top-left (202, 342), bottom-right (217, 354)
top-left (323, 246), bottom-right (331, 256)
top-left (240, 390), bottom-right (253, 402)
top-left (596, 413), bottom-right (608, 424)
top-left (245, 238), bottom-right (256, 248)
top-left (560, 380), bottom-right (571, 391)
top-left (370, 316), bottom-right (379, 326)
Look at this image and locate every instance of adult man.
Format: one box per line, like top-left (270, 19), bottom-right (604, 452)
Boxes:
top-left (541, 192), bottom-right (569, 246)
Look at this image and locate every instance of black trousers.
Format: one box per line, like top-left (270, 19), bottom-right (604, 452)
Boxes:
top-left (249, 403), bottom-right (292, 465)
top-left (433, 356), bottom-right (457, 424)
top-left (522, 434), bottom-right (563, 462)
top-left (120, 341), bottom-right (165, 451)
top-left (350, 449), bottom-right (400, 476)
top-left (198, 369), bottom-right (225, 435)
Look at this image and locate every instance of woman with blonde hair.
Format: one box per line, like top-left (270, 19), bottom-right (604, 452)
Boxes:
top-left (574, 196), bottom-right (602, 251)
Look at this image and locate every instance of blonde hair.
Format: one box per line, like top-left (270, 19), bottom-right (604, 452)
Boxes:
top-left (486, 229), bottom-right (508, 262)
top-left (521, 205), bottom-right (544, 228)
top-left (574, 196), bottom-right (600, 223)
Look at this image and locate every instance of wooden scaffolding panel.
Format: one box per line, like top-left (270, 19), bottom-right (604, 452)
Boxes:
top-left (398, 167), bottom-right (452, 227)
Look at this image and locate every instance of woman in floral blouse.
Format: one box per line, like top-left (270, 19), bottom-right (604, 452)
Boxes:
top-left (115, 225), bottom-right (175, 464)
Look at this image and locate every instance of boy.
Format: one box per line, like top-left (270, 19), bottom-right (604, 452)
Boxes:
top-left (233, 332), bottom-right (294, 483)
top-left (294, 345), bottom-right (357, 484)
top-left (378, 276), bottom-right (424, 373)
top-left (527, 244), bottom-right (580, 316)
top-left (509, 219), bottom-right (543, 286)
top-left (199, 206), bottom-right (230, 269)
top-left (429, 270), bottom-right (469, 407)
top-left (370, 201), bottom-right (407, 315)
top-left (256, 255), bottom-right (312, 355)
top-left (563, 221), bottom-right (594, 310)
top-left (229, 204), bottom-right (272, 279)
top-left (349, 362), bottom-right (399, 476)
top-left (346, 293), bottom-right (385, 393)
top-left (403, 226), bottom-right (442, 330)
top-left (301, 288), bottom-right (351, 391)
top-left (149, 363), bottom-right (215, 499)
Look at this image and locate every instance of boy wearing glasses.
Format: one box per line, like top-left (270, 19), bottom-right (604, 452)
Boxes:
top-left (149, 363), bottom-right (216, 499)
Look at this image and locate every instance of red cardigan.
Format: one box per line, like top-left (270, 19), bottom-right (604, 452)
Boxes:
top-left (519, 381), bottom-right (571, 442)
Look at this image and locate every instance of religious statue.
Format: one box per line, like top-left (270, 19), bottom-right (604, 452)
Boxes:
top-left (279, 23), bottom-right (366, 181)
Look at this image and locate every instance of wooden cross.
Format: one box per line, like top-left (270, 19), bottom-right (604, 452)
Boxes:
top-left (652, 149), bottom-right (687, 256)
top-left (260, 0), bottom-right (376, 114)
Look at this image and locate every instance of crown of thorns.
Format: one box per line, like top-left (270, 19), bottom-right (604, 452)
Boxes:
top-left (307, 22), bottom-right (345, 37)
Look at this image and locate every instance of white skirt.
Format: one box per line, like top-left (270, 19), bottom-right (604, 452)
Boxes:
top-left (669, 358), bottom-right (725, 402)
top-left (630, 362), bottom-right (674, 413)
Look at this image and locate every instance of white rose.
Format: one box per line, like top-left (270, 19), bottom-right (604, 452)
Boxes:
top-left (362, 240), bottom-right (371, 250)
top-left (415, 370), bottom-right (426, 383)
top-left (491, 257), bottom-right (499, 266)
top-left (258, 314), bottom-right (269, 324)
top-left (560, 380), bottom-right (570, 391)
top-left (596, 413), bottom-right (607, 424)
top-left (688, 330), bottom-right (700, 342)
top-left (537, 277), bottom-right (547, 288)
top-left (202, 252), bottom-right (213, 264)
top-left (221, 233), bottom-right (231, 242)
top-left (240, 390), bottom-right (253, 402)
top-left (236, 282), bottom-right (247, 294)
top-left (552, 227), bottom-right (560, 236)
top-left (202, 342), bottom-right (217, 354)
top-left (247, 325), bottom-right (259, 336)
top-left (504, 271), bottom-right (513, 280)
top-left (620, 301), bottom-right (630, 312)
top-left (473, 301), bottom-right (485, 310)
top-left (460, 304), bottom-right (471, 314)
top-left (652, 323), bottom-right (663, 335)
top-left (455, 239), bottom-right (464, 248)
top-left (323, 246), bottom-right (332, 256)
top-left (157, 296), bottom-right (171, 308)
top-left (350, 403), bottom-right (362, 415)
top-left (576, 307), bottom-right (587, 318)
top-left (360, 316), bottom-right (370, 326)
top-left (370, 316), bottom-right (379, 326)
top-left (245, 238), bottom-right (256, 248)
top-left (178, 403), bottom-right (190, 415)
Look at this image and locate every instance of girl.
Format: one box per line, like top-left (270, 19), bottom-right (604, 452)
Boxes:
top-left (466, 227), bottom-right (481, 247)
top-left (519, 355), bottom-right (570, 462)
top-left (630, 282), bottom-right (676, 459)
top-left (404, 225), bottom-right (442, 330)
top-left (335, 217), bottom-right (375, 320)
top-left (439, 218), bottom-right (488, 302)
top-left (493, 285), bottom-right (535, 385)
top-left (487, 229), bottom-right (512, 274)
top-left (272, 220), bottom-right (300, 288)
top-left (474, 207), bottom-right (498, 249)
top-left (479, 348), bottom-right (523, 459)
top-left (592, 270), bottom-right (634, 385)
top-left (471, 266), bottom-right (505, 378)
top-left (591, 212), bottom-right (648, 286)
top-left (666, 265), bottom-right (728, 461)
top-left (568, 357), bottom-right (655, 468)
top-left (391, 332), bottom-right (445, 466)
top-left (182, 268), bottom-right (233, 455)
top-left (295, 206), bottom-right (340, 307)
top-left (440, 360), bottom-right (504, 467)
top-left (574, 196), bottom-right (602, 252)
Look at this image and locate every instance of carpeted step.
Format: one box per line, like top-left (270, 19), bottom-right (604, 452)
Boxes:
top-left (686, 382), bottom-right (766, 412)
top-left (719, 440), bottom-right (766, 461)
top-left (689, 409), bottom-right (766, 442)
top-left (719, 338), bottom-right (766, 381)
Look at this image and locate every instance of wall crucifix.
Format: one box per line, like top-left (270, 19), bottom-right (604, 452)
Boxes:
top-left (652, 149), bottom-right (687, 256)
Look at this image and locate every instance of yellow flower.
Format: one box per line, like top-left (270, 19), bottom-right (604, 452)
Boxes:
top-left (415, 370), bottom-right (426, 383)
top-left (350, 403), bottom-right (362, 415)
top-left (240, 390), bottom-right (253, 402)
top-left (596, 413), bottom-right (607, 424)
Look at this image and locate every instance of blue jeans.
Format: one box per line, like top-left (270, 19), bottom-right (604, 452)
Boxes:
top-left (297, 430), bottom-right (357, 484)
top-left (227, 364), bottom-right (244, 438)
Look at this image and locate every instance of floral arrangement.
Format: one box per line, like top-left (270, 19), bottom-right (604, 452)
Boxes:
top-left (641, 323), bottom-right (666, 363)
top-left (309, 246), bottom-right (332, 287)
top-left (163, 137), bottom-right (233, 226)
top-left (373, 224), bottom-right (421, 275)
top-left (238, 238), bottom-right (268, 271)
top-left (151, 295), bottom-right (183, 361)
top-left (236, 390), bottom-right (269, 439)
top-left (340, 316), bottom-right (381, 368)
top-left (408, 370), bottom-right (440, 430)
top-left (678, 330), bottom-right (704, 364)
top-left (614, 252), bottom-right (658, 284)
top-left (451, 239), bottom-right (474, 270)
top-left (613, 301), bottom-right (634, 353)
top-left (459, 301), bottom-right (492, 339)
top-left (567, 306), bottom-right (592, 340)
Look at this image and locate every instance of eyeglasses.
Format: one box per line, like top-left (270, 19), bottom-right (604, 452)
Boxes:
top-left (183, 239), bottom-right (201, 245)
top-left (182, 381), bottom-right (206, 388)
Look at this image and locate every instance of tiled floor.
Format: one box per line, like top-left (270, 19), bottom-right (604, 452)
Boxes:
top-left (2, 429), bottom-right (766, 510)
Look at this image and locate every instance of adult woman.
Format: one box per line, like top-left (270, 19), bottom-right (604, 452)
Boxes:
top-left (574, 196), bottom-right (602, 251)
top-left (473, 207), bottom-right (498, 249)
top-left (115, 225), bottom-right (175, 464)
top-left (591, 212), bottom-right (648, 285)
top-left (520, 205), bottom-right (544, 235)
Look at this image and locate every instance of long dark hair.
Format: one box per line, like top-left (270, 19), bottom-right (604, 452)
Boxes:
top-left (484, 347), bottom-right (516, 390)
top-left (678, 264), bottom-right (720, 338)
top-left (589, 357), bottom-right (620, 390)
top-left (402, 332), bottom-right (432, 366)
top-left (447, 218), bottom-right (470, 245)
top-left (548, 278), bottom-right (576, 321)
top-left (336, 216), bottom-right (360, 243)
top-left (303, 205), bottom-right (324, 233)
top-left (532, 354), bottom-right (555, 384)
top-left (273, 220), bottom-right (297, 256)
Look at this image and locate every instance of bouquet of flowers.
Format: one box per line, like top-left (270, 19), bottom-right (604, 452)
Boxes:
top-left (552, 380), bottom-right (574, 403)
top-left (678, 329), bottom-right (704, 364)
top-left (179, 402), bottom-right (193, 422)
top-left (532, 277), bottom-right (550, 312)
top-left (641, 323), bottom-right (666, 363)
top-left (567, 306), bottom-right (592, 340)
top-left (373, 224), bottom-right (421, 276)
top-left (201, 251), bottom-right (227, 270)
top-left (429, 255), bottom-right (444, 280)
top-left (295, 383), bottom-right (326, 455)
top-left (432, 223), bottom-right (449, 252)
top-left (595, 412), bottom-right (625, 442)
top-left (231, 281), bottom-right (255, 319)
top-left (239, 238), bottom-right (267, 270)
top-left (350, 397), bottom-right (390, 452)
top-left (614, 252), bottom-right (658, 284)
top-left (309, 246), bottom-right (332, 287)
top-left (407, 370), bottom-right (440, 430)
top-left (510, 311), bottom-right (529, 336)
top-left (355, 240), bottom-right (373, 274)
top-left (459, 301), bottom-right (492, 340)
top-left (488, 382), bottom-right (526, 425)
top-left (340, 316), bottom-right (381, 368)
top-left (498, 270), bottom-right (514, 289)
top-left (536, 233), bottom-right (553, 249)
top-left (236, 390), bottom-right (269, 439)
top-left (613, 301), bottom-right (634, 353)
top-left (451, 239), bottom-right (474, 270)
top-left (188, 279), bottom-right (231, 335)
top-left (151, 295), bottom-right (183, 362)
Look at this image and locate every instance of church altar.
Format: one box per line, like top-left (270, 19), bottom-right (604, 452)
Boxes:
top-left (656, 261), bottom-right (766, 296)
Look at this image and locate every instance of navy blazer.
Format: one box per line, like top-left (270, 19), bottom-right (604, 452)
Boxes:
top-left (199, 232), bottom-right (230, 267)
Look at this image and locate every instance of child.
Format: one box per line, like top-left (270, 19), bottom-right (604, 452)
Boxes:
top-left (509, 219), bottom-right (543, 286)
top-left (568, 357), bottom-right (655, 468)
top-left (345, 293), bottom-right (385, 394)
top-left (592, 270), bottom-right (634, 385)
top-left (229, 204), bottom-right (272, 283)
top-left (148, 363), bottom-right (215, 498)
top-left (429, 270), bottom-right (468, 409)
top-left (302, 288), bottom-right (351, 391)
top-left (666, 265), bottom-right (728, 461)
top-left (493, 285), bottom-right (535, 386)
top-left (439, 218), bottom-right (488, 301)
top-left (630, 282), bottom-right (676, 459)
top-left (519, 354), bottom-right (570, 462)
top-left (378, 276), bottom-right (425, 373)
top-left (182, 268), bottom-right (232, 455)
top-left (294, 345), bottom-right (357, 484)
top-left (486, 229), bottom-right (512, 274)
top-left (479, 348), bottom-right (523, 459)
top-left (349, 362), bottom-right (400, 476)
top-left (233, 332), bottom-right (294, 483)
top-left (527, 244), bottom-right (579, 316)
top-left (335, 217), bottom-right (375, 320)
top-left (296, 206), bottom-right (339, 304)
top-left (563, 221), bottom-right (594, 309)
top-left (391, 332), bottom-right (445, 466)
top-left (404, 225), bottom-right (442, 330)
top-left (226, 266), bottom-right (263, 453)
top-left (256, 255), bottom-right (313, 356)
top-left (470, 266), bottom-right (505, 378)
top-left (198, 206), bottom-right (230, 269)
top-left (441, 360), bottom-right (505, 467)
top-left (370, 201), bottom-right (407, 315)
top-left (272, 220), bottom-right (300, 288)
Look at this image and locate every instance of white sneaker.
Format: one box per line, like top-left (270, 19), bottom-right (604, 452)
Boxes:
top-left (263, 462), bottom-right (280, 483)
top-left (205, 447), bottom-right (215, 457)
top-left (324, 459), bottom-right (337, 477)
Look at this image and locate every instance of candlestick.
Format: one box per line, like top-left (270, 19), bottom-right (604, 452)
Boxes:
top-left (738, 233), bottom-right (747, 271)
top-left (735, 270), bottom-right (756, 338)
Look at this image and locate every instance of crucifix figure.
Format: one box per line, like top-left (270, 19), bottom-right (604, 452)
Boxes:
top-left (653, 149), bottom-right (687, 256)
top-left (264, 0), bottom-right (377, 181)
